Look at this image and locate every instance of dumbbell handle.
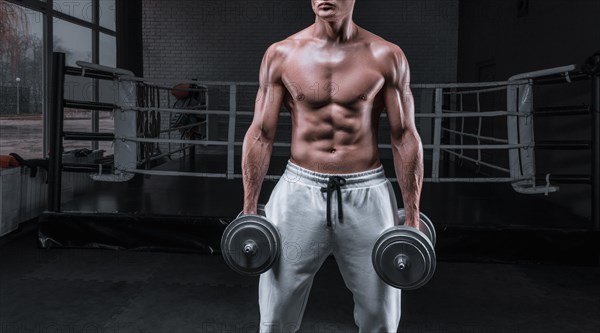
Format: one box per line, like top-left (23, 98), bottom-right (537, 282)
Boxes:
top-left (243, 240), bottom-right (258, 256)
top-left (394, 254), bottom-right (410, 270)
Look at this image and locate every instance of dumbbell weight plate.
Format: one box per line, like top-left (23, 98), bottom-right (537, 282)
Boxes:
top-left (372, 226), bottom-right (436, 290)
top-left (397, 209), bottom-right (436, 246)
top-left (221, 214), bottom-right (280, 276)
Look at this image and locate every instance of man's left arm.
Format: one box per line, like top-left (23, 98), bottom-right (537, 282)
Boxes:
top-left (383, 45), bottom-right (424, 229)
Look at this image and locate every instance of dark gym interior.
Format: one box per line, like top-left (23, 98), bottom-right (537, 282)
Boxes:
top-left (1, 0), bottom-right (599, 332)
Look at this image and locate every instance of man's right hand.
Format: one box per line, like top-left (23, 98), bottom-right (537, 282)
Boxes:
top-left (404, 219), bottom-right (420, 230)
top-left (243, 207), bottom-right (258, 215)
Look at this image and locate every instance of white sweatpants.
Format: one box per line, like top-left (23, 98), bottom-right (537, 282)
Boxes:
top-left (259, 161), bottom-right (402, 333)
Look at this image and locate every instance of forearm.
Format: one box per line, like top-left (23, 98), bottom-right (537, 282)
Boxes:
top-left (242, 125), bottom-right (274, 214)
top-left (392, 131), bottom-right (424, 227)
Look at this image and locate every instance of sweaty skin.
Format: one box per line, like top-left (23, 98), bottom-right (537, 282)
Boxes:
top-left (242, 0), bottom-right (424, 228)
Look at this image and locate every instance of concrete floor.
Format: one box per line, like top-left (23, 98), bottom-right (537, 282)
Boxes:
top-left (1, 228), bottom-right (599, 333)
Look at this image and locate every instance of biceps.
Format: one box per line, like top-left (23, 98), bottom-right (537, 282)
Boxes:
top-left (251, 83), bottom-right (286, 139)
top-left (384, 85), bottom-right (409, 140)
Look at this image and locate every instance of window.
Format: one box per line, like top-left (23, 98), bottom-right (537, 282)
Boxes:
top-left (98, 31), bottom-right (116, 153)
top-left (99, 32), bottom-right (116, 67)
top-left (0, 3), bottom-right (45, 158)
top-left (0, 0), bottom-right (117, 159)
top-left (53, 18), bottom-right (93, 65)
top-left (53, 0), bottom-right (93, 22)
top-left (99, 0), bottom-right (115, 30)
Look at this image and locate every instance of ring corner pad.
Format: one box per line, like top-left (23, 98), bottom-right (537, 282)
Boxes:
top-left (511, 179), bottom-right (559, 195)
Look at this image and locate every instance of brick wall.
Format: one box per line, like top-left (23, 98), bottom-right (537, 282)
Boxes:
top-left (142, 0), bottom-right (459, 83)
top-left (142, 0), bottom-right (459, 158)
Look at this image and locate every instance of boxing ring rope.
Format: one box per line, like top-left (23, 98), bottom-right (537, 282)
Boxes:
top-left (132, 77), bottom-right (539, 189)
top-left (48, 54), bottom-right (571, 186)
top-left (47, 52), bottom-right (600, 228)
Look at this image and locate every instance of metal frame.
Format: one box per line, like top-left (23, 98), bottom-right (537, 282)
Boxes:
top-left (48, 52), bottom-right (65, 212)
top-left (48, 58), bottom-right (599, 231)
top-left (116, 66), bottom-right (581, 183)
top-left (6, 0), bottom-right (117, 158)
top-left (112, 76), bottom-right (540, 183)
top-left (592, 58), bottom-right (600, 229)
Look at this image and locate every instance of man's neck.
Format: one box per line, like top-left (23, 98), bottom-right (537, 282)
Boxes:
top-left (313, 17), bottom-right (357, 43)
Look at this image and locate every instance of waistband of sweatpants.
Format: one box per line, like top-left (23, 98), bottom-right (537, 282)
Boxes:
top-left (282, 160), bottom-right (388, 189)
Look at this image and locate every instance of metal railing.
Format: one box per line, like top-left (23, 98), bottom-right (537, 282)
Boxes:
top-left (48, 52), bottom-right (600, 229)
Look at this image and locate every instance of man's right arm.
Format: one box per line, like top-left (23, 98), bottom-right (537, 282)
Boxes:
top-left (242, 44), bottom-right (286, 214)
top-left (382, 44), bottom-right (424, 229)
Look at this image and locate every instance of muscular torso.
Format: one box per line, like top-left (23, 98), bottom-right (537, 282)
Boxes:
top-left (276, 26), bottom-right (392, 174)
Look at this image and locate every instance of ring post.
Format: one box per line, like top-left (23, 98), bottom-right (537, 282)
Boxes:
top-left (227, 84), bottom-right (237, 180)
top-left (113, 75), bottom-right (137, 179)
top-left (592, 55), bottom-right (600, 230)
top-left (431, 88), bottom-right (443, 182)
top-left (48, 52), bottom-right (65, 212)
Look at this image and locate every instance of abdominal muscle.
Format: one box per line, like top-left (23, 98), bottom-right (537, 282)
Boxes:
top-left (288, 104), bottom-right (383, 174)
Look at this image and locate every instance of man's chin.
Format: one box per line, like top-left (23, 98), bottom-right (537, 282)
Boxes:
top-left (316, 8), bottom-right (338, 18)
top-left (316, 12), bottom-right (339, 20)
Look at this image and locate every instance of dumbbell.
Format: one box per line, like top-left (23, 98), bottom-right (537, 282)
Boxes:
top-left (221, 204), bottom-right (281, 276)
top-left (372, 209), bottom-right (436, 290)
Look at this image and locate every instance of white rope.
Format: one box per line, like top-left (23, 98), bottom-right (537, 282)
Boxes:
top-left (445, 111), bottom-right (522, 117)
top-left (381, 143), bottom-right (531, 150)
top-left (118, 136), bottom-right (293, 147)
top-left (476, 92), bottom-right (482, 167)
top-left (120, 168), bottom-right (529, 183)
top-left (442, 149), bottom-right (510, 173)
top-left (123, 135), bottom-right (531, 150)
top-left (443, 85), bottom-right (509, 95)
top-left (121, 137), bottom-right (228, 146)
top-left (441, 128), bottom-right (509, 144)
top-left (412, 80), bottom-right (528, 89)
top-left (122, 106), bottom-right (223, 116)
top-left (96, 65), bottom-right (567, 191)
top-left (119, 75), bottom-right (258, 87)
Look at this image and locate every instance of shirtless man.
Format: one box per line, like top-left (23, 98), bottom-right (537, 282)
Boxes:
top-left (242, 0), bottom-right (423, 331)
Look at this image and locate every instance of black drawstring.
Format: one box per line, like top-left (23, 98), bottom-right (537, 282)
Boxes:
top-left (320, 176), bottom-right (347, 227)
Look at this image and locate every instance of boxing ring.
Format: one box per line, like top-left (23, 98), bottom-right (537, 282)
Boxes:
top-left (39, 52), bottom-right (600, 262)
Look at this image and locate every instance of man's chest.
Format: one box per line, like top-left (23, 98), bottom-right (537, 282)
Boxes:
top-left (281, 49), bottom-right (387, 106)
